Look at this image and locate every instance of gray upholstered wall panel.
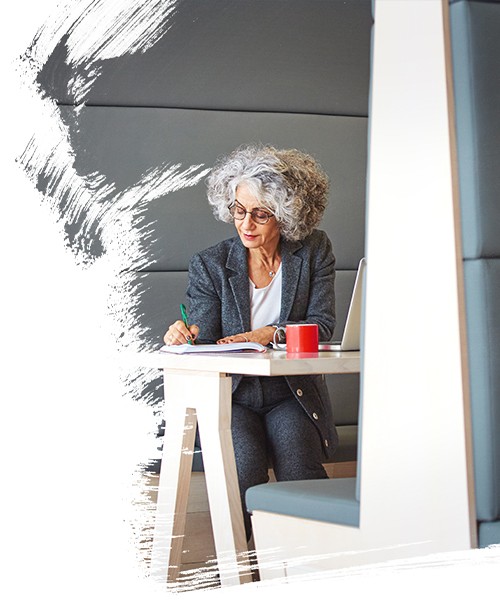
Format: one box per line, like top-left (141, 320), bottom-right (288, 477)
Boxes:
top-left (45, 2), bottom-right (370, 469)
top-left (39, 0), bottom-right (372, 117)
top-left (326, 375), bottom-right (359, 427)
top-left (450, 0), bottom-right (500, 259)
top-left (451, 0), bottom-right (500, 539)
top-left (463, 259), bottom-right (500, 522)
top-left (132, 271), bottom-right (189, 346)
top-left (59, 106), bottom-right (367, 271)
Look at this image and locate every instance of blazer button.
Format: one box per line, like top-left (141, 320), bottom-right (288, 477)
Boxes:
top-left (324, 439), bottom-right (329, 447)
top-left (296, 389), bottom-right (303, 397)
top-left (312, 412), bottom-right (319, 420)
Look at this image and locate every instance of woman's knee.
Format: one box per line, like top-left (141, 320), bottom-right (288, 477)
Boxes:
top-left (231, 403), bottom-right (270, 489)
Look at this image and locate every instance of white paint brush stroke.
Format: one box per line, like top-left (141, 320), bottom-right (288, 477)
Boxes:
top-left (5, 0), bottom-right (500, 598)
top-left (11, 0), bottom-right (213, 595)
top-left (24, 0), bottom-right (177, 102)
top-left (17, 88), bottom-right (209, 491)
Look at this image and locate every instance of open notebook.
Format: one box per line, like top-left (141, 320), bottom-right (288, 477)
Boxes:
top-left (319, 257), bottom-right (366, 352)
top-left (160, 341), bottom-right (267, 354)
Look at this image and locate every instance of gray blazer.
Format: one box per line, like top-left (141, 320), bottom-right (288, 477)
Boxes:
top-left (186, 228), bottom-right (338, 458)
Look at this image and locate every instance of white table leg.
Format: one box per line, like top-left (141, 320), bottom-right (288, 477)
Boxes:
top-left (151, 369), bottom-right (252, 587)
top-left (195, 373), bottom-right (253, 585)
top-left (151, 375), bottom-right (197, 583)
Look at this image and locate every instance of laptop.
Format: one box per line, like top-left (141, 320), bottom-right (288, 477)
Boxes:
top-left (319, 257), bottom-right (366, 352)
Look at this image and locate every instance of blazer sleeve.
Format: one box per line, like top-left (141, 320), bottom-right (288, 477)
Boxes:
top-left (278, 230), bottom-right (336, 341)
top-left (304, 231), bottom-right (336, 340)
top-left (186, 252), bottom-right (222, 344)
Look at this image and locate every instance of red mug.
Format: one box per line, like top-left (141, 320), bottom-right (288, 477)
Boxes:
top-left (285, 323), bottom-right (319, 355)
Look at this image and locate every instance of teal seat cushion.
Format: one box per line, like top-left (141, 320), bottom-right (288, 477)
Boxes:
top-left (246, 477), bottom-right (359, 527)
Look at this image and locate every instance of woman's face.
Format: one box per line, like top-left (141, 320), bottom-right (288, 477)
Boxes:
top-left (233, 183), bottom-right (280, 253)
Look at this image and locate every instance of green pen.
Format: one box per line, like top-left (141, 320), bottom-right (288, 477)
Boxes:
top-left (180, 303), bottom-right (193, 345)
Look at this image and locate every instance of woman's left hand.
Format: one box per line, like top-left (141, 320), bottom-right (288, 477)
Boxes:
top-left (217, 326), bottom-right (275, 346)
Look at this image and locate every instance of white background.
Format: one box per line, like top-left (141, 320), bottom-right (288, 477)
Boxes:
top-left (2, 2), bottom-right (499, 599)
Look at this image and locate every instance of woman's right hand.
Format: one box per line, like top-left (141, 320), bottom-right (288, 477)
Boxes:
top-left (163, 320), bottom-right (200, 346)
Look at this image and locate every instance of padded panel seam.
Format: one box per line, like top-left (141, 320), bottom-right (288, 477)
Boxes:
top-left (54, 100), bottom-right (370, 120)
top-left (136, 269), bottom-right (189, 273)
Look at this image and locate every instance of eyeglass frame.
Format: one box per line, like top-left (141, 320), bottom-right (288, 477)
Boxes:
top-left (228, 199), bottom-right (275, 225)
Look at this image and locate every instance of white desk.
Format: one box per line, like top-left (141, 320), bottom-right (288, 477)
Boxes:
top-left (136, 349), bottom-right (361, 587)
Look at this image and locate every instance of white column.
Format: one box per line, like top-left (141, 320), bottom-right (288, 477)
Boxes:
top-left (251, 0), bottom-right (476, 579)
top-left (361, 0), bottom-right (476, 550)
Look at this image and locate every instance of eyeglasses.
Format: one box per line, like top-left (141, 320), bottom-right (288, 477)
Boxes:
top-left (228, 201), bottom-right (275, 225)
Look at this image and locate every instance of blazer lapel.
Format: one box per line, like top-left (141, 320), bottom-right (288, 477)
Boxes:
top-left (280, 238), bottom-right (303, 322)
top-left (226, 238), bottom-right (252, 332)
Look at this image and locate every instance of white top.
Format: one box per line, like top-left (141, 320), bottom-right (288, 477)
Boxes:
top-left (249, 265), bottom-right (282, 330)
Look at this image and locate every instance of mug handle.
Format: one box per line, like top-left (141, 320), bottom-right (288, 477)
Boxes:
top-left (272, 326), bottom-right (286, 350)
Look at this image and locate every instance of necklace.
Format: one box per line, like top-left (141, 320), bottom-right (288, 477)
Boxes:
top-left (268, 261), bottom-right (281, 278)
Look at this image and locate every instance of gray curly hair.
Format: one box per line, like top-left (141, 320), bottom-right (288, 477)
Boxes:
top-left (206, 144), bottom-right (330, 241)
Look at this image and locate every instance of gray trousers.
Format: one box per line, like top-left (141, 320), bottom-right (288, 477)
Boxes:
top-left (232, 376), bottom-right (328, 540)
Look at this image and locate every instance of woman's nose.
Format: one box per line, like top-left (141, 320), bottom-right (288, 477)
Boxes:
top-left (242, 212), bottom-right (255, 226)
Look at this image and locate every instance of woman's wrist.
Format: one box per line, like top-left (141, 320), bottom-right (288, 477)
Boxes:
top-left (270, 324), bottom-right (285, 345)
top-left (265, 325), bottom-right (278, 346)
top-left (241, 326), bottom-right (276, 346)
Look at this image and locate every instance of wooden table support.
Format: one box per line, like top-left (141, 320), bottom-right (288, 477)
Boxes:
top-left (150, 369), bottom-right (253, 587)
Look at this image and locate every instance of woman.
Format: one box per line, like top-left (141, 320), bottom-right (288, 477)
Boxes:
top-left (164, 144), bottom-right (338, 539)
